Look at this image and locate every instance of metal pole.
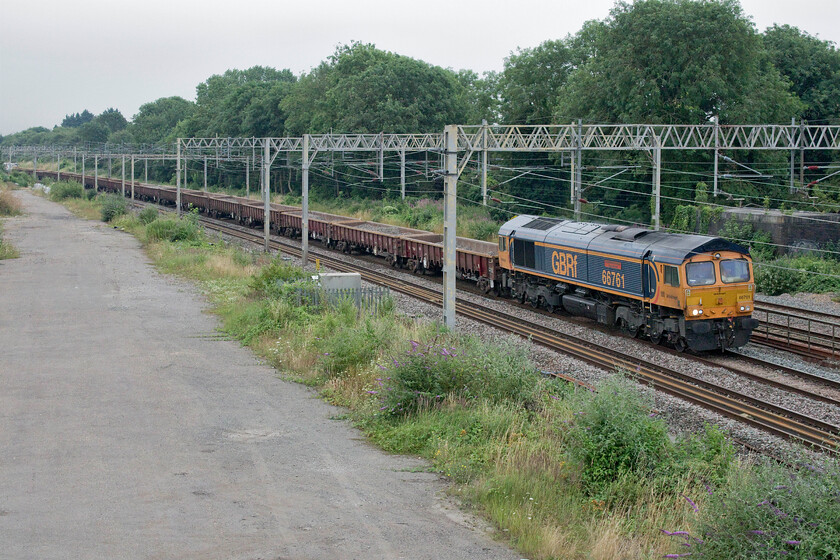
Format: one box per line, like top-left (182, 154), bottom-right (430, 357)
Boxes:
top-left (400, 148), bottom-right (406, 200)
top-left (378, 132), bottom-right (384, 181)
top-left (131, 156), bottom-right (135, 201)
top-left (799, 121), bottom-right (805, 191)
top-left (790, 118), bottom-right (796, 194)
top-left (203, 156), bottom-right (207, 192)
top-left (653, 141), bottom-right (662, 231)
top-left (94, 156), bottom-right (99, 191)
top-left (144, 158), bottom-right (148, 182)
top-left (443, 124), bottom-right (458, 330)
top-left (33, 156), bottom-right (37, 180)
top-left (57, 151), bottom-right (61, 181)
top-left (713, 115), bottom-right (719, 197)
top-left (73, 148), bottom-right (77, 174)
top-left (81, 155), bottom-right (85, 190)
top-left (263, 140), bottom-right (270, 252)
top-left (481, 119), bottom-right (488, 205)
top-left (245, 156), bottom-right (250, 198)
top-left (108, 156), bottom-right (112, 179)
top-left (176, 140), bottom-right (181, 217)
top-left (302, 134), bottom-right (310, 265)
top-left (121, 155), bottom-right (125, 197)
top-left (573, 120), bottom-right (582, 221)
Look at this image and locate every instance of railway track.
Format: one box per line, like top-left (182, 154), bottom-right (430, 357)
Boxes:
top-left (751, 302), bottom-right (839, 362)
top-left (199, 215), bottom-right (840, 454)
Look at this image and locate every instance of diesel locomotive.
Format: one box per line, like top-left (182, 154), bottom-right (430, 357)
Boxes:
top-left (497, 215), bottom-right (760, 352)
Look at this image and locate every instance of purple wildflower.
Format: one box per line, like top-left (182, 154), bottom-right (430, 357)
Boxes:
top-left (366, 390), bottom-right (378, 395)
top-left (682, 494), bottom-right (699, 513)
top-left (785, 541), bottom-right (801, 546)
top-left (748, 530), bottom-right (766, 535)
top-left (704, 484), bottom-right (713, 496)
top-left (663, 554), bottom-right (692, 558)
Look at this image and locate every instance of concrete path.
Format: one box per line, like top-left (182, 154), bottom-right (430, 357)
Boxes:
top-left (0, 191), bottom-right (518, 560)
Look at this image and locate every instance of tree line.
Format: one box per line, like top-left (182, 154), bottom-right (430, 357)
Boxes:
top-left (3, 0), bottom-right (839, 224)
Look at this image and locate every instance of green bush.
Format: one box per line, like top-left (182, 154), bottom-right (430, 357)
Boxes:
top-left (680, 458), bottom-right (840, 559)
top-left (566, 375), bottom-right (671, 493)
top-left (145, 216), bottom-right (202, 243)
top-left (100, 194), bottom-right (127, 222)
top-left (755, 256), bottom-right (840, 295)
top-left (10, 171), bottom-right (34, 187)
top-left (311, 301), bottom-right (394, 378)
top-left (138, 207), bottom-right (158, 225)
top-left (249, 255), bottom-right (308, 298)
top-left (378, 335), bottom-right (540, 416)
top-left (48, 181), bottom-right (85, 201)
top-left (85, 189), bottom-right (97, 200)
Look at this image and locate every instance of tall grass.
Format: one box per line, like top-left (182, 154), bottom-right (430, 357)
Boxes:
top-left (48, 181), bottom-right (85, 201)
top-left (0, 188), bottom-right (22, 216)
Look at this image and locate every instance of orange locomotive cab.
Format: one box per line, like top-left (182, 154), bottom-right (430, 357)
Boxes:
top-left (679, 251), bottom-right (759, 351)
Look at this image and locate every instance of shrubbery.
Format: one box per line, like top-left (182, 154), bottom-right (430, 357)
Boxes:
top-left (138, 207), bottom-right (158, 225)
top-left (48, 181), bottom-right (85, 201)
top-left (668, 458), bottom-right (840, 558)
top-left (145, 215), bottom-right (202, 243)
top-left (377, 335), bottom-right (541, 416)
top-left (100, 194), bottom-right (127, 222)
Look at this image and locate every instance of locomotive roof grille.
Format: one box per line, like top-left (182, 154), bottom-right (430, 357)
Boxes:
top-left (522, 217), bottom-right (564, 230)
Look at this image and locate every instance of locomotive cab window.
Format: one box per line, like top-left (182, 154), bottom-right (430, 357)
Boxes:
top-left (686, 261), bottom-right (716, 286)
top-left (664, 265), bottom-right (680, 287)
top-left (499, 237), bottom-right (507, 251)
top-left (720, 258), bottom-right (750, 283)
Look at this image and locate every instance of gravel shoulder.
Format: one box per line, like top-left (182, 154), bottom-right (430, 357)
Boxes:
top-left (0, 191), bottom-right (518, 560)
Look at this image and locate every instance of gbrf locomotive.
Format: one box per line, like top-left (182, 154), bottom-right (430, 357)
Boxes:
top-left (497, 215), bottom-right (760, 352)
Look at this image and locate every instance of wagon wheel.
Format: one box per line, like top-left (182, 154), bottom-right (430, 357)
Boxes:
top-left (674, 338), bottom-right (688, 353)
top-left (530, 296), bottom-right (540, 309)
top-left (545, 302), bottom-right (556, 314)
top-left (620, 319), bottom-right (639, 338)
top-left (518, 290), bottom-right (527, 304)
top-left (650, 330), bottom-right (663, 345)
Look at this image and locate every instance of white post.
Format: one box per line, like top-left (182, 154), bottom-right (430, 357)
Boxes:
top-left (263, 140), bottom-right (271, 252)
top-left (131, 156), bottom-right (135, 200)
top-left (790, 117), bottom-right (796, 194)
top-left (443, 125), bottom-right (458, 330)
top-left (302, 134), bottom-right (310, 265)
top-left (94, 156), bottom-right (99, 191)
top-left (573, 120), bottom-right (582, 221)
top-left (713, 115), bottom-right (719, 197)
top-left (653, 141), bottom-right (662, 231)
top-left (245, 156), bottom-right (250, 198)
top-left (203, 156), bottom-right (207, 192)
top-left (400, 148), bottom-right (406, 200)
top-left (378, 132), bottom-right (384, 182)
top-left (481, 119), bottom-right (488, 205)
top-left (57, 151), bottom-right (61, 181)
top-left (121, 155), bottom-right (126, 196)
top-left (81, 155), bottom-right (85, 190)
top-left (176, 140), bottom-right (181, 217)
top-left (144, 158), bottom-right (148, 182)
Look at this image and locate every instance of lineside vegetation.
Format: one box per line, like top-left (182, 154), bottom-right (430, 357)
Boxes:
top-left (41, 187), bottom-right (833, 559)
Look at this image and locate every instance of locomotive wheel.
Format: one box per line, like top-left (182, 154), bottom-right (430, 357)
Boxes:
top-left (650, 330), bottom-right (663, 345)
top-left (675, 338), bottom-right (688, 353)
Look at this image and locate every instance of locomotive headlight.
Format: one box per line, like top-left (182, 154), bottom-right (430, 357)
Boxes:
top-left (691, 308), bottom-right (703, 316)
top-left (739, 306), bottom-right (745, 311)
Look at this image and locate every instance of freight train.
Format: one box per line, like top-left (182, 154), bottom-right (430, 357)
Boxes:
top-left (33, 170), bottom-right (759, 352)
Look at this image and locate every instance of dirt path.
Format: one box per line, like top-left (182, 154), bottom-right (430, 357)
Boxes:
top-left (0, 191), bottom-right (518, 560)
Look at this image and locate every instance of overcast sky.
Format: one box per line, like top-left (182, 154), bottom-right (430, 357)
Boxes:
top-left (1, 0), bottom-right (838, 136)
